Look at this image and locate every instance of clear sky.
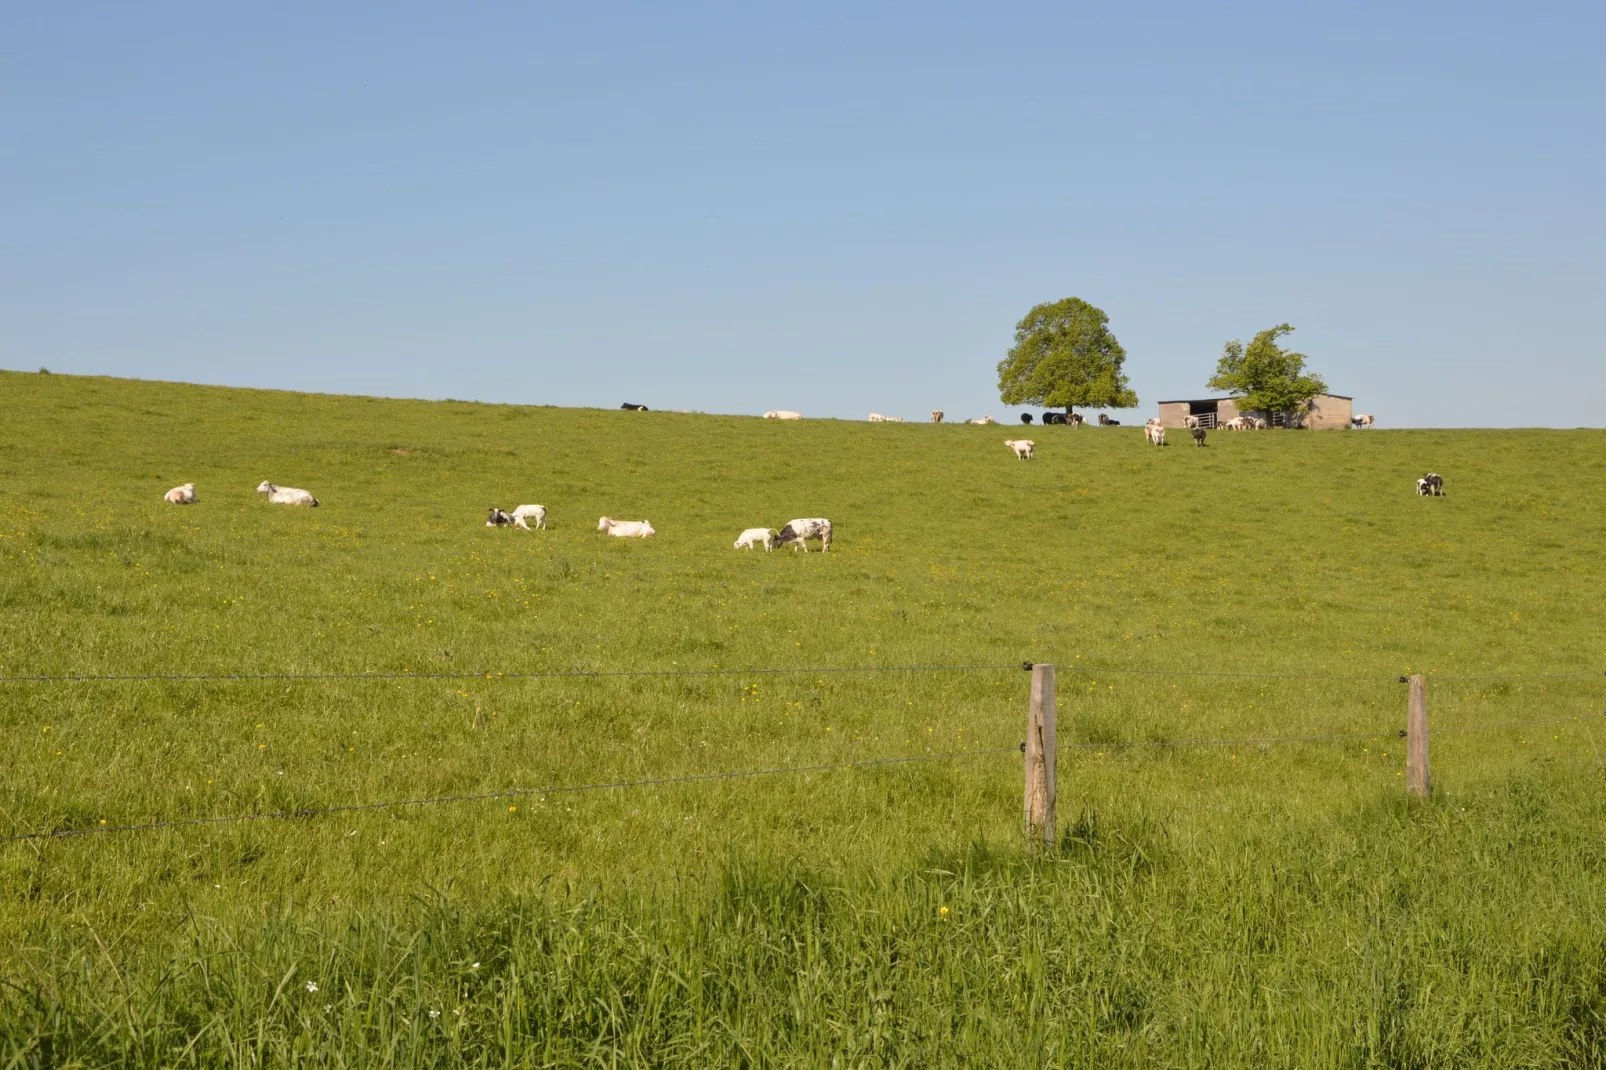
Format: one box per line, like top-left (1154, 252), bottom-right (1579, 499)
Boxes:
top-left (3, 3), bottom-right (1602, 426)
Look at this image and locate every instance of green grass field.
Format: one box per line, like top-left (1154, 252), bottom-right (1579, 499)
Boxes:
top-left (3, 369), bottom-right (1605, 1066)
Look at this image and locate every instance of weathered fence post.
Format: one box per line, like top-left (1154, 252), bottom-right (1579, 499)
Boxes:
top-left (1024, 663), bottom-right (1056, 850)
top-left (1406, 673), bottom-right (1430, 797)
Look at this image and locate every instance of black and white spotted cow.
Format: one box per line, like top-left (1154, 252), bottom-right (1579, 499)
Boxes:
top-left (776, 517), bottom-right (833, 552)
top-left (620, 402), bottom-right (648, 411)
top-left (486, 506), bottom-right (516, 526)
top-left (1416, 473), bottom-right (1445, 496)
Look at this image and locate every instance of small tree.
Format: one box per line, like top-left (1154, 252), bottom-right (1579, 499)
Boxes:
top-left (1207, 324), bottom-right (1327, 424)
top-left (997, 297), bottom-right (1137, 416)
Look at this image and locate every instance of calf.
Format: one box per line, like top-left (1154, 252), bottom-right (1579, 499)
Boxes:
top-left (599, 517), bottom-right (655, 537)
top-left (487, 507), bottom-right (516, 526)
top-left (733, 527), bottom-right (776, 551)
top-left (511, 504), bottom-right (546, 529)
top-left (1416, 473), bottom-right (1444, 496)
top-left (256, 481), bottom-right (318, 506)
top-left (1003, 438), bottom-right (1036, 460)
top-left (164, 482), bottom-right (196, 504)
top-left (930, 410), bottom-right (945, 424)
top-left (775, 517), bottom-right (832, 552)
top-left (1144, 420), bottom-right (1165, 447)
top-left (1191, 427), bottom-right (1207, 447)
top-left (1020, 413), bottom-right (1034, 424)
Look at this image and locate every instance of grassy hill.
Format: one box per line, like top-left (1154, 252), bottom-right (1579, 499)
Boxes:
top-left (2, 369), bottom-right (1605, 1065)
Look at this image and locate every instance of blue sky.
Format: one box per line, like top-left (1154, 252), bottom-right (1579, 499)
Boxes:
top-left (3, 3), bottom-right (1602, 426)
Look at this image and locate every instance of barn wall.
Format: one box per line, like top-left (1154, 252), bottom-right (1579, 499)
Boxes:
top-left (1306, 394), bottom-right (1353, 429)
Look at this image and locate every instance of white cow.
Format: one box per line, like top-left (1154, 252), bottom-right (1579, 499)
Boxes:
top-left (775, 517), bottom-right (832, 552)
top-left (1182, 415), bottom-right (1202, 429)
top-left (1144, 420), bottom-right (1166, 447)
top-left (1353, 414), bottom-right (1375, 428)
top-left (1222, 417), bottom-right (1248, 431)
top-left (733, 527), bottom-right (776, 551)
top-left (967, 416), bottom-right (997, 425)
top-left (868, 413), bottom-right (905, 423)
top-left (511, 504), bottom-right (546, 530)
top-left (163, 483), bottom-right (196, 504)
top-left (1250, 417), bottom-right (1268, 430)
top-left (256, 481), bottom-right (318, 506)
top-left (598, 517), bottom-right (654, 537)
top-left (930, 410), bottom-right (945, 424)
top-left (1003, 438), bottom-right (1035, 460)
top-left (764, 410), bottom-right (804, 420)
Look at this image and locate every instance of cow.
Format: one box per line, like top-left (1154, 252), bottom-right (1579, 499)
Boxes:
top-left (1004, 439), bottom-right (1036, 460)
top-left (1041, 412), bottom-right (1065, 425)
top-left (868, 413), bottom-right (905, 423)
top-left (1222, 417), bottom-right (1248, 432)
top-left (1098, 413), bottom-right (1121, 426)
top-left (163, 483), bottom-right (196, 504)
top-left (1068, 413), bottom-right (1085, 427)
top-left (764, 410), bottom-right (804, 420)
top-left (256, 481), bottom-right (318, 506)
top-left (775, 517), bottom-right (832, 552)
top-left (967, 415), bottom-right (997, 425)
top-left (511, 504), bottom-right (546, 530)
top-left (1353, 414), bottom-right (1375, 428)
top-left (1020, 413), bottom-right (1034, 424)
top-left (1191, 427), bottom-right (1207, 447)
top-left (620, 403), bottom-right (648, 411)
top-left (599, 518), bottom-right (655, 537)
top-left (1144, 420), bottom-right (1165, 447)
top-left (487, 507), bottom-right (516, 526)
top-left (1250, 417), bottom-right (1268, 430)
top-left (733, 527), bottom-right (776, 551)
top-left (931, 410), bottom-right (945, 424)
top-left (1417, 473), bottom-right (1444, 496)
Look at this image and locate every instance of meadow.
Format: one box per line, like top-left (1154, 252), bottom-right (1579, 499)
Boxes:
top-left (2, 368), bottom-right (1605, 1066)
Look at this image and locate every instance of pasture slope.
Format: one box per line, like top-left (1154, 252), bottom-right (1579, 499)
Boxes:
top-left (2, 368), bottom-right (1605, 1066)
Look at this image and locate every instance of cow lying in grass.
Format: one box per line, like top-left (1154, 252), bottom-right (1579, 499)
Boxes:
top-left (164, 483), bottom-right (196, 504)
top-left (599, 517), bottom-right (655, 537)
top-left (257, 481), bottom-right (318, 506)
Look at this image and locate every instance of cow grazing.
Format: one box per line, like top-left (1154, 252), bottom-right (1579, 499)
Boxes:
top-left (164, 483), bottom-right (196, 504)
top-left (1191, 427), bottom-right (1207, 447)
top-left (1004, 439), bottom-right (1036, 460)
top-left (1353, 414), bottom-right (1375, 428)
top-left (1416, 473), bottom-right (1444, 497)
top-left (931, 410), bottom-right (945, 424)
top-left (1041, 412), bottom-right (1065, 425)
top-left (733, 527), bottom-right (776, 551)
top-left (256, 481), bottom-right (318, 506)
top-left (487, 507), bottom-right (516, 526)
top-left (775, 517), bottom-right (832, 552)
top-left (511, 504), bottom-right (546, 530)
top-left (763, 410), bottom-right (804, 420)
top-left (1222, 417), bottom-right (1248, 431)
top-left (1144, 420), bottom-right (1166, 447)
top-left (599, 518), bottom-right (655, 537)
top-left (620, 402), bottom-right (648, 411)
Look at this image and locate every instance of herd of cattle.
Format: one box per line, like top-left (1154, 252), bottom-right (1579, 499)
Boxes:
top-left (157, 410), bottom-right (1434, 550)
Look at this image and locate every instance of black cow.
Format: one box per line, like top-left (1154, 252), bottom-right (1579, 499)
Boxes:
top-left (1041, 412), bottom-right (1064, 425)
top-left (1191, 427), bottom-right (1207, 447)
top-left (1020, 413), bottom-right (1034, 424)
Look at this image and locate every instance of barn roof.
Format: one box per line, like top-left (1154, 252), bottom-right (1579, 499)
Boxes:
top-left (1156, 393), bottom-right (1352, 404)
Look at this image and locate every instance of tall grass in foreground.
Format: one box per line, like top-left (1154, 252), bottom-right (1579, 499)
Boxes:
top-left (3, 371), bottom-right (1606, 1065)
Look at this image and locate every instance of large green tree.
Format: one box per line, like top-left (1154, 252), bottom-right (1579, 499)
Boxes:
top-left (1207, 324), bottom-right (1328, 423)
top-left (997, 297), bottom-right (1137, 415)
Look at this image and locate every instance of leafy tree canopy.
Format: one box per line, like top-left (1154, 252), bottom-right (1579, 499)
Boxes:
top-left (997, 297), bottom-right (1137, 412)
top-left (1207, 324), bottom-right (1328, 419)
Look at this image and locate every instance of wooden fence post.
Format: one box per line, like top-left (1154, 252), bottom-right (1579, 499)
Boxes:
top-left (1406, 673), bottom-right (1430, 797)
top-left (1025, 663), bottom-right (1057, 850)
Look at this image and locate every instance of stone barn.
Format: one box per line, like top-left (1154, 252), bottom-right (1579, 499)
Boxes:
top-left (1155, 394), bottom-right (1353, 430)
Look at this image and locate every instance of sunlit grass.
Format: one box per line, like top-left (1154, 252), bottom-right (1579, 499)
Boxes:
top-left (2, 369), bottom-right (1605, 1065)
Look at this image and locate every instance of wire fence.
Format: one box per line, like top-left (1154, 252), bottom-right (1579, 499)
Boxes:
top-left (1, 660), bottom-right (1600, 685)
top-left (6, 710), bottom-right (1602, 846)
